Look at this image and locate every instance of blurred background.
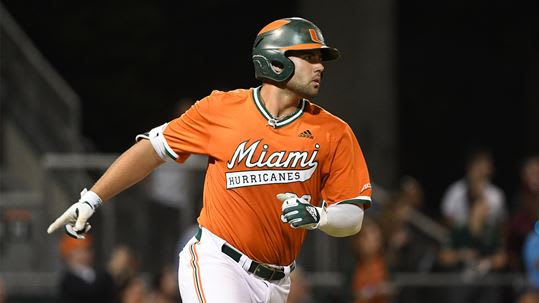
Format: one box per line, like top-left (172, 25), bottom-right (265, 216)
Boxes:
top-left (1, 0), bottom-right (538, 302)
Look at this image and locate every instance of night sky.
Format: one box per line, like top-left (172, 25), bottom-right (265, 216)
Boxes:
top-left (2, 1), bottom-right (299, 150)
top-left (3, 0), bottom-right (538, 215)
top-left (397, 0), bottom-right (538, 215)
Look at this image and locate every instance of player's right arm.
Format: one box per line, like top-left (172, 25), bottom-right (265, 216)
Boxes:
top-left (90, 139), bottom-right (165, 200)
top-left (48, 93), bottom-right (216, 239)
top-left (47, 139), bottom-right (165, 238)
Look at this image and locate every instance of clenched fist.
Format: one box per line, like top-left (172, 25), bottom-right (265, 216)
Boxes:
top-left (277, 193), bottom-right (327, 230)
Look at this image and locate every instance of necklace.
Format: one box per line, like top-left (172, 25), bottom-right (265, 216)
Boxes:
top-left (270, 111), bottom-right (295, 121)
top-left (258, 90), bottom-right (302, 127)
top-left (268, 111), bottom-right (297, 128)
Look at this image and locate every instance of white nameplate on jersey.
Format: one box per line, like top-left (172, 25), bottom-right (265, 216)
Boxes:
top-left (226, 166), bottom-right (317, 189)
top-left (225, 139), bottom-right (319, 189)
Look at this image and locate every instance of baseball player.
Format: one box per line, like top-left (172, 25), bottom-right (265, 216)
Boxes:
top-left (47, 17), bottom-right (372, 303)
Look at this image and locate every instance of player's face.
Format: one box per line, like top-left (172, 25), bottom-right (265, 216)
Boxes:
top-left (286, 50), bottom-right (325, 99)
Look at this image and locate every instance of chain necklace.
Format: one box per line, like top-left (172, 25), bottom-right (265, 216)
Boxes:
top-left (268, 108), bottom-right (298, 128)
top-left (271, 111), bottom-right (296, 121)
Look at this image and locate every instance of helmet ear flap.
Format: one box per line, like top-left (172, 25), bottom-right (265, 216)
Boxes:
top-left (252, 52), bottom-right (295, 83)
top-left (276, 59), bottom-right (295, 82)
top-left (252, 54), bottom-right (271, 79)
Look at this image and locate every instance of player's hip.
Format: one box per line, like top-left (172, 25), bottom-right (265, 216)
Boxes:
top-left (178, 226), bottom-right (291, 302)
top-left (198, 216), bottom-right (304, 265)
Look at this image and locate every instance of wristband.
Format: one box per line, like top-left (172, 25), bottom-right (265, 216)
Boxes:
top-left (80, 188), bottom-right (102, 210)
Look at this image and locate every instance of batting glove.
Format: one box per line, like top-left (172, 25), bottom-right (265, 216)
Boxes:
top-left (277, 193), bottom-right (327, 230)
top-left (47, 189), bottom-right (102, 239)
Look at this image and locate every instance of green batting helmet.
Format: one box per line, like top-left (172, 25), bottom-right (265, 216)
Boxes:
top-left (252, 17), bottom-right (340, 83)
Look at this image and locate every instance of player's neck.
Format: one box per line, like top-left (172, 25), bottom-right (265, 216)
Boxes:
top-left (259, 84), bottom-right (301, 120)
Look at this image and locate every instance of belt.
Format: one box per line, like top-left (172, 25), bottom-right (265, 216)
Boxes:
top-left (195, 227), bottom-right (293, 281)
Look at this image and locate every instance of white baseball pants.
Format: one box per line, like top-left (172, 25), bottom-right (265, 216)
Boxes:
top-left (178, 226), bottom-right (291, 303)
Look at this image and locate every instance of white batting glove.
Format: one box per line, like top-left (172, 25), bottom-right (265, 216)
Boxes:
top-left (277, 193), bottom-right (327, 230)
top-left (47, 189), bottom-right (102, 239)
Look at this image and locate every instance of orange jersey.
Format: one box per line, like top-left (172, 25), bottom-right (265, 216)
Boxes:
top-left (162, 87), bottom-right (371, 265)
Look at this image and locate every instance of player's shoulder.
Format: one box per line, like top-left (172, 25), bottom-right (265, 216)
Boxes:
top-left (304, 100), bottom-right (351, 129)
top-left (194, 88), bottom-right (252, 112)
top-left (207, 88), bottom-right (252, 103)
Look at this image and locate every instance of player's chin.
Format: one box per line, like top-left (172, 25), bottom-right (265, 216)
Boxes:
top-left (291, 84), bottom-right (319, 99)
top-left (303, 85), bottom-right (320, 99)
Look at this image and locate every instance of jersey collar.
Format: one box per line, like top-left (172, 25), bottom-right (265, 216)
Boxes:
top-left (252, 86), bottom-right (306, 128)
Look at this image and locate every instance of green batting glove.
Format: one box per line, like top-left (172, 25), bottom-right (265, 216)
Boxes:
top-left (277, 193), bottom-right (327, 230)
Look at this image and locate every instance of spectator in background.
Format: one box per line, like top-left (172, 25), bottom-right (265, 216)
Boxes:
top-left (397, 176), bottom-right (424, 210)
top-left (441, 147), bottom-right (507, 227)
top-left (59, 234), bottom-right (115, 303)
top-left (287, 266), bottom-right (317, 303)
top-left (523, 231), bottom-right (539, 290)
top-left (148, 265), bottom-right (180, 303)
top-left (517, 289), bottom-right (539, 303)
top-left (120, 276), bottom-right (149, 303)
top-left (349, 218), bottom-right (392, 303)
top-left (507, 155), bottom-right (539, 271)
top-left (379, 176), bottom-right (437, 272)
top-left (438, 186), bottom-right (507, 303)
top-left (378, 177), bottom-right (443, 302)
top-left (511, 155), bottom-right (539, 211)
top-left (147, 98), bottom-right (197, 212)
top-left (146, 98), bottom-right (206, 271)
top-left (107, 245), bottom-right (140, 299)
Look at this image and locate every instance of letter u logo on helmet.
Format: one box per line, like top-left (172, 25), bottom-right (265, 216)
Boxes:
top-left (252, 17), bottom-right (340, 83)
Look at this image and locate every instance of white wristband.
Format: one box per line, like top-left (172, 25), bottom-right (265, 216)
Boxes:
top-left (80, 188), bottom-right (102, 210)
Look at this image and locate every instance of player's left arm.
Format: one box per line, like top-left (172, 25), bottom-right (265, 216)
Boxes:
top-left (322, 123), bottom-right (371, 237)
top-left (278, 194), bottom-right (367, 237)
top-left (309, 123), bottom-right (372, 237)
top-left (319, 201), bottom-right (365, 237)
top-left (279, 124), bottom-right (371, 236)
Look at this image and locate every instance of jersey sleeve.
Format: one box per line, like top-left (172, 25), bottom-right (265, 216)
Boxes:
top-left (162, 95), bottom-right (214, 163)
top-left (321, 125), bottom-right (372, 208)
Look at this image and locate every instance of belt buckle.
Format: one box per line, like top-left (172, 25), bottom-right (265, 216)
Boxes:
top-left (254, 263), bottom-right (284, 281)
top-left (253, 263), bottom-right (279, 280)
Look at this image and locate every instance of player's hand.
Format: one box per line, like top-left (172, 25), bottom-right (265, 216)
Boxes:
top-left (277, 193), bottom-right (327, 230)
top-left (47, 189), bottom-right (102, 239)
